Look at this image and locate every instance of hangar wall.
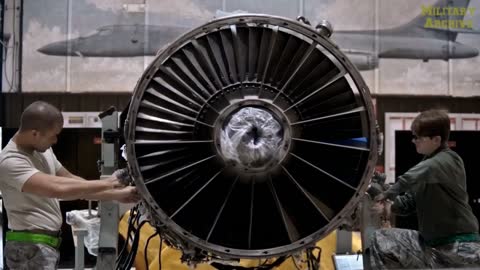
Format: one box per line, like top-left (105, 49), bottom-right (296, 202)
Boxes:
top-left (1, 0), bottom-right (480, 96)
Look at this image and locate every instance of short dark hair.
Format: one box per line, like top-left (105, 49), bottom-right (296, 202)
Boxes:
top-left (19, 101), bottom-right (63, 132)
top-left (411, 109), bottom-right (450, 144)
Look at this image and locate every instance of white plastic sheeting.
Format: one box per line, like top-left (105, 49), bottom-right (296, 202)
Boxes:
top-left (220, 107), bottom-right (283, 168)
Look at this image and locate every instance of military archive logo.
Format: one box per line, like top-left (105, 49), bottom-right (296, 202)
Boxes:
top-left (421, 4), bottom-right (476, 29)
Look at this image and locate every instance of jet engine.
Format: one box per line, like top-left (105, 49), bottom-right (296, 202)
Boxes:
top-left (124, 14), bottom-right (378, 262)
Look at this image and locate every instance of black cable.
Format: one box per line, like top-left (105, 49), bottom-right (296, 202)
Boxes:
top-left (119, 206), bottom-right (138, 252)
top-left (308, 248), bottom-right (315, 270)
top-left (122, 220), bottom-right (148, 270)
top-left (314, 247), bottom-right (321, 268)
top-left (311, 249), bottom-right (317, 270)
top-left (307, 252), bottom-right (313, 270)
top-left (313, 246), bottom-right (322, 268)
top-left (159, 233), bottom-right (163, 270)
top-left (311, 252), bottom-right (317, 270)
top-left (305, 246), bottom-right (322, 270)
top-left (116, 214), bottom-right (134, 265)
top-left (144, 231), bottom-right (159, 270)
top-left (116, 207), bottom-right (141, 269)
top-left (291, 255), bottom-right (302, 270)
top-left (116, 206), bottom-right (140, 265)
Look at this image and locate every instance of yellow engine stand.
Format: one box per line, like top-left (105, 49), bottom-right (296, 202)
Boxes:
top-left (119, 213), bottom-right (362, 270)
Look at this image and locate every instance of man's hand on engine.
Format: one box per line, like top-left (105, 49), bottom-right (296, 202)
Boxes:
top-left (372, 171), bottom-right (387, 185)
top-left (114, 186), bottom-right (141, 203)
top-left (111, 169), bottom-right (140, 203)
top-left (374, 192), bottom-right (387, 202)
top-left (113, 168), bottom-right (133, 185)
top-left (105, 177), bottom-right (125, 189)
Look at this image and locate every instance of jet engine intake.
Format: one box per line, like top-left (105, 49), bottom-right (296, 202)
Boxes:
top-left (124, 14), bottom-right (378, 260)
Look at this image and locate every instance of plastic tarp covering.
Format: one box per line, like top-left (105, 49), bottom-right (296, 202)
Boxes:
top-left (220, 107), bottom-right (283, 168)
top-left (66, 209), bottom-right (100, 256)
top-left (118, 212), bottom-right (362, 270)
top-left (367, 228), bottom-right (480, 269)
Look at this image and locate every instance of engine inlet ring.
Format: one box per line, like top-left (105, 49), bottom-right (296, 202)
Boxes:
top-left (125, 14), bottom-right (377, 259)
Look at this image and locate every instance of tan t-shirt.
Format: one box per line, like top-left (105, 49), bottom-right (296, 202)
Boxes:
top-left (0, 139), bottom-right (63, 231)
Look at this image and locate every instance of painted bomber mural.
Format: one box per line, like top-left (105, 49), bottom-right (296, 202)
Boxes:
top-left (15, 0), bottom-right (480, 95)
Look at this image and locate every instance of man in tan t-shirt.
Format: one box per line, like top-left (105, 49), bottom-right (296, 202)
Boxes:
top-left (0, 101), bottom-right (140, 270)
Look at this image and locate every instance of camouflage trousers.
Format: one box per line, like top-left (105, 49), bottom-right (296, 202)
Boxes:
top-left (366, 228), bottom-right (480, 269)
top-left (5, 241), bottom-right (59, 270)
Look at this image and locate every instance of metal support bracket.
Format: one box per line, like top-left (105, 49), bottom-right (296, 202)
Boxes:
top-left (96, 109), bottom-right (120, 270)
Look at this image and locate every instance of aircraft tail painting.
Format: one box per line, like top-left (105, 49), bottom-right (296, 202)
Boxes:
top-left (390, 0), bottom-right (474, 41)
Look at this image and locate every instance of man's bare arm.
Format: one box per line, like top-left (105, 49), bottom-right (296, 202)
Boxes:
top-left (56, 167), bottom-right (86, 180)
top-left (22, 172), bottom-right (120, 200)
top-left (55, 167), bottom-right (140, 202)
top-left (79, 186), bottom-right (141, 203)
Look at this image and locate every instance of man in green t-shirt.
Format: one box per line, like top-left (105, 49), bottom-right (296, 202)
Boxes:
top-left (368, 109), bottom-right (480, 269)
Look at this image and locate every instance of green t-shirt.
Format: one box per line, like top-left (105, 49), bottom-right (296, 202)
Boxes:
top-left (385, 147), bottom-right (479, 242)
